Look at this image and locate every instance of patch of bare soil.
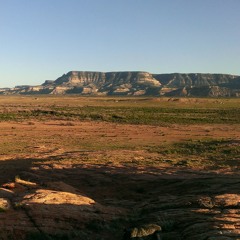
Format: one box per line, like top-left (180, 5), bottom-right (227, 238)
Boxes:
top-left (0, 120), bottom-right (239, 239)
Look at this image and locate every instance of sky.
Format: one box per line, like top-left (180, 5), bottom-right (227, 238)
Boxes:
top-left (0, 0), bottom-right (239, 88)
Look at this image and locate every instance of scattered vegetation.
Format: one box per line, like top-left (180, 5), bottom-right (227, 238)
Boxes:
top-left (0, 96), bottom-right (239, 124)
top-left (0, 96), bottom-right (239, 239)
top-left (0, 96), bottom-right (239, 169)
top-left (45, 105), bottom-right (240, 125)
top-left (146, 139), bottom-right (240, 167)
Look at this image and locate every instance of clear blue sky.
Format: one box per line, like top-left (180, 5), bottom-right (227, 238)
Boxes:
top-left (0, 0), bottom-right (239, 87)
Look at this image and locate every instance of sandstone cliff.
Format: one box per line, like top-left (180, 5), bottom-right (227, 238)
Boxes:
top-left (1, 71), bottom-right (240, 97)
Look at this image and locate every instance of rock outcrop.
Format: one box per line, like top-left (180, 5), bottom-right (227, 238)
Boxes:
top-left (1, 71), bottom-right (240, 97)
top-left (0, 179), bottom-right (125, 240)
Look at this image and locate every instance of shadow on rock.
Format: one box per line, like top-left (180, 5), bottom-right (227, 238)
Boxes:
top-left (0, 156), bottom-right (239, 239)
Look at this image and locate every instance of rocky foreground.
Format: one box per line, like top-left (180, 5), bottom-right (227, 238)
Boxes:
top-left (0, 164), bottom-right (239, 240)
top-left (1, 71), bottom-right (240, 97)
top-left (0, 117), bottom-right (239, 239)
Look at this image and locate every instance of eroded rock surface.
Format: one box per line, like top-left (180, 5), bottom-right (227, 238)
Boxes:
top-left (0, 178), bottom-right (125, 239)
top-left (1, 71), bottom-right (240, 97)
top-left (0, 163), bottom-right (239, 239)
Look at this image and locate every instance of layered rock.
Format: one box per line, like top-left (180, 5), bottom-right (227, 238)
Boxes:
top-left (0, 179), bottom-right (125, 240)
top-left (1, 71), bottom-right (240, 97)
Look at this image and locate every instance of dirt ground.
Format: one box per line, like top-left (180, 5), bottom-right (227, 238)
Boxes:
top-left (0, 118), bottom-right (239, 239)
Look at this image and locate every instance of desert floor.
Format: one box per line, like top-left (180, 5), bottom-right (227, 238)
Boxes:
top-left (0, 96), bottom-right (239, 239)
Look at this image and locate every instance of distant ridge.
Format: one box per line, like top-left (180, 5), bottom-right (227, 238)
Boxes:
top-left (1, 71), bottom-right (240, 97)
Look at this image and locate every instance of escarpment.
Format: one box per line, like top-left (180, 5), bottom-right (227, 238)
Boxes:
top-left (1, 71), bottom-right (240, 97)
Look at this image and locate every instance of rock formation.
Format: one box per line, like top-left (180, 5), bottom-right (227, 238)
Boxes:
top-left (1, 71), bottom-right (240, 97)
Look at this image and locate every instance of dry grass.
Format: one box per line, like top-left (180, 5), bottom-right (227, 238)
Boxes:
top-left (0, 96), bottom-right (239, 170)
top-left (0, 96), bottom-right (239, 239)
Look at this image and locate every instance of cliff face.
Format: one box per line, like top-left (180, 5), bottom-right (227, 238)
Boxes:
top-left (54, 71), bottom-right (106, 86)
top-left (1, 71), bottom-right (240, 97)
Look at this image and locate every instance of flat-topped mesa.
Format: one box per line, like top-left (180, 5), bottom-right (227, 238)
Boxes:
top-left (54, 71), bottom-right (160, 87)
top-left (105, 71), bottom-right (160, 87)
top-left (153, 73), bottom-right (238, 88)
top-left (1, 71), bottom-right (240, 97)
top-left (55, 71), bottom-right (106, 86)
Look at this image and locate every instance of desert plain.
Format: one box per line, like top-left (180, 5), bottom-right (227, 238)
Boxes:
top-left (0, 96), bottom-right (239, 239)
